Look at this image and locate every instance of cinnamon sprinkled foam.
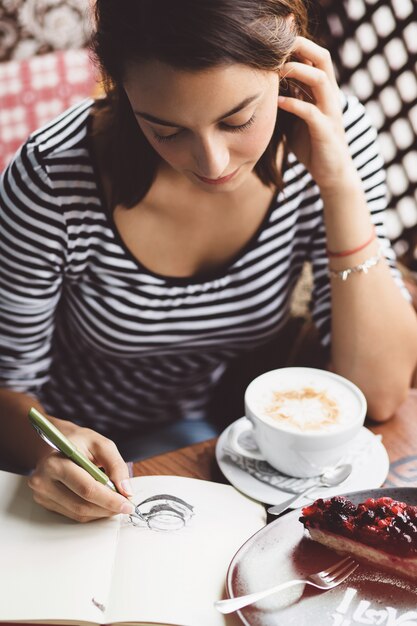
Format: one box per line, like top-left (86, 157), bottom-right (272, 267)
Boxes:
top-left (263, 386), bottom-right (340, 431)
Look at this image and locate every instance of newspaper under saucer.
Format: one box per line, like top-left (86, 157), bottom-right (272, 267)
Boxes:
top-left (215, 417), bottom-right (389, 506)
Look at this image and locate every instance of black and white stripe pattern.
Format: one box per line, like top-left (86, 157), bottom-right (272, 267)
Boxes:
top-left (0, 95), bottom-right (407, 435)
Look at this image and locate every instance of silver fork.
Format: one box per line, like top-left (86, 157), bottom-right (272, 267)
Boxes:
top-left (214, 556), bottom-right (358, 614)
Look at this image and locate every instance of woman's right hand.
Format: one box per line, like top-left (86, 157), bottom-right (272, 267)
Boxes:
top-left (28, 419), bottom-right (135, 522)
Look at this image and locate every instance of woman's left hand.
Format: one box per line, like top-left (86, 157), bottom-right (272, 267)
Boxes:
top-left (278, 36), bottom-right (358, 193)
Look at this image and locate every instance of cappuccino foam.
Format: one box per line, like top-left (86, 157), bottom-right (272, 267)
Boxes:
top-left (247, 369), bottom-right (365, 435)
top-left (263, 386), bottom-right (342, 432)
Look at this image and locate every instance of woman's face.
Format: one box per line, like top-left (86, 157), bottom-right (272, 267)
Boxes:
top-left (124, 60), bottom-right (279, 193)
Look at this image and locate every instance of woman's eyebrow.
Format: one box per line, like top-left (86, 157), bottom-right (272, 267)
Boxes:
top-left (133, 93), bottom-right (261, 128)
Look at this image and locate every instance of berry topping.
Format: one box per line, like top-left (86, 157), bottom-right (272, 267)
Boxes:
top-left (300, 496), bottom-right (417, 557)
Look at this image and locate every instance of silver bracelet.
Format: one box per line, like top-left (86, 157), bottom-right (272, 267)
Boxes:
top-left (328, 248), bottom-right (383, 281)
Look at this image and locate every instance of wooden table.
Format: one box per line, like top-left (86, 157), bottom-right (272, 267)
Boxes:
top-left (133, 390), bottom-right (417, 488)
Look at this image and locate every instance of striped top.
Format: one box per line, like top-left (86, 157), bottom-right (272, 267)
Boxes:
top-left (0, 95), bottom-right (407, 436)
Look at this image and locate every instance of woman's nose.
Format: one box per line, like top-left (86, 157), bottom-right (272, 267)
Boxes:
top-left (192, 134), bottom-right (230, 179)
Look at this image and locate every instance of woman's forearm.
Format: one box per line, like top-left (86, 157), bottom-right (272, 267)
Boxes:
top-left (0, 389), bottom-right (54, 470)
top-left (322, 180), bottom-right (417, 421)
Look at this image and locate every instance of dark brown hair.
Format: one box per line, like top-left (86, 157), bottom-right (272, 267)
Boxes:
top-left (90, 0), bottom-right (311, 209)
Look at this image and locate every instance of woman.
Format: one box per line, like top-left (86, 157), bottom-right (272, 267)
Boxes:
top-left (1, 0), bottom-right (416, 521)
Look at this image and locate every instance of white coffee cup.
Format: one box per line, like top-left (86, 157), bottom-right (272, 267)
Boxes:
top-left (228, 367), bottom-right (367, 477)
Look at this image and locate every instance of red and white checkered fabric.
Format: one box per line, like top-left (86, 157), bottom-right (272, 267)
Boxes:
top-left (0, 48), bottom-right (98, 172)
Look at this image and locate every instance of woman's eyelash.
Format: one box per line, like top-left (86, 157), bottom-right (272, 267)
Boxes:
top-left (223, 114), bottom-right (256, 133)
top-left (152, 114), bottom-right (256, 143)
top-left (152, 131), bottom-right (181, 144)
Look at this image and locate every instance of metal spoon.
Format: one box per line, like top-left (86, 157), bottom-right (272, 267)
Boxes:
top-left (267, 463), bottom-right (353, 516)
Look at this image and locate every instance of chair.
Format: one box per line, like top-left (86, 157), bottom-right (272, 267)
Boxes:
top-left (314, 0), bottom-right (417, 270)
top-left (289, 0), bottom-right (417, 378)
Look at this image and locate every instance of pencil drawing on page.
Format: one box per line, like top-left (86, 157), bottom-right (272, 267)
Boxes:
top-left (128, 493), bottom-right (195, 531)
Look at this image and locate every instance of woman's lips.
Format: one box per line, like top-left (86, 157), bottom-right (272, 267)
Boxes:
top-left (195, 168), bottom-right (239, 185)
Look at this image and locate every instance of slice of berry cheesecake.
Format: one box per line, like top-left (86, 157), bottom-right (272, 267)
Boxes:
top-left (300, 496), bottom-right (417, 580)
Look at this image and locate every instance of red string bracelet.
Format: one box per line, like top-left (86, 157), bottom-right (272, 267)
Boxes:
top-left (326, 226), bottom-right (376, 258)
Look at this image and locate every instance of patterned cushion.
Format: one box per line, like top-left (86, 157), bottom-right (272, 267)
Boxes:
top-left (0, 48), bottom-right (97, 171)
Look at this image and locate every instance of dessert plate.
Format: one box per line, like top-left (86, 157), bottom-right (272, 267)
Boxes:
top-left (215, 417), bottom-right (389, 506)
top-left (226, 487), bottom-right (417, 626)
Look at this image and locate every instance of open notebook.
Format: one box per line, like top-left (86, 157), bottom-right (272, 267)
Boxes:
top-left (0, 471), bottom-right (265, 626)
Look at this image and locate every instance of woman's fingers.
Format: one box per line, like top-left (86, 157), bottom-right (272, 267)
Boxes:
top-left (292, 36), bottom-right (338, 85)
top-left (29, 453), bottom-right (134, 520)
top-left (88, 434), bottom-right (133, 497)
top-left (280, 36), bottom-right (340, 117)
top-left (278, 93), bottom-right (346, 150)
top-left (280, 61), bottom-right (337, 114)
top-left (58, 460), bottom-right (133, 512)
top-left (28, 422), bottom-right (135, 522)
top-left (278, 92), bottom-right (325, 127)
top-left (277, 36), bottom-right (354, 187)
top-left (30, 477), bottom-right (115, 522)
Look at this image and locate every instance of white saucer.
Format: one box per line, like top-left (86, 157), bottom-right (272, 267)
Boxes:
top-left (215, 417), bottom-right (389, 506)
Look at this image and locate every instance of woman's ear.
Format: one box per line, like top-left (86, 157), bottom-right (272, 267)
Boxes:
top-left (278, 75), bottom-right (291, 99)
top-left (277, 48), bottom-right (297, 98)
top-left (278, 63), bottom-right (297, 99)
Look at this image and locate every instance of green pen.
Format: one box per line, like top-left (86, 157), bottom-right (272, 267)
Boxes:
top-left (28, 407), bottom-right (144, 518)
top-left (29, 407), bottom-right (117, 490)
